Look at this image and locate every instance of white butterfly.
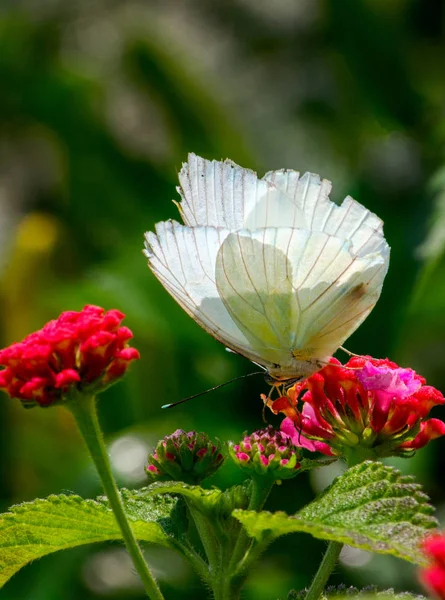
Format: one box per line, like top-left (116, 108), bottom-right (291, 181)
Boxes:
top-left (144, 153), bottom-right (390, 383)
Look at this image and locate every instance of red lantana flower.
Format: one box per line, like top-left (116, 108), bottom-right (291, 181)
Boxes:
top-left (420, 533), bottom-right (445, 600)
top-left (0, 305), bottom-right (140, 407)
top-left (269, 356), bottom-right (445, 460)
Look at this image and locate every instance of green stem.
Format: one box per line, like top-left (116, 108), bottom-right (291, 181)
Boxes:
top-left (343, 447), bottom-right (375, 467)
top-left (213, 535), bottom-right (243, 600)
top-left (67, 393), bottom-right (164, 600)
top-left (170, 538), bottom-right (210, 585)
top-left (304, 541), bottom-right (343, 600)
top-left (208, 479), bottom-right (274, 600)
top-left (228, 478), bottom-right (273, 573)
top-left (233, 533), bottom-right (273, 579)
top-left (304, 452), bottom-right (364, 600)
top-left (212, 578), bottom-right (240, 600)
top-left (187, 503), bottom-right (219, 567)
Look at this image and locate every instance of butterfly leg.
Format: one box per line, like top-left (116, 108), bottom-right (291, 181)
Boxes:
top-left (338, 346), bottom-right (360, 357)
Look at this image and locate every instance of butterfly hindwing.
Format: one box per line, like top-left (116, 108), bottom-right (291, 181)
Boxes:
top-left (215, 228), bottom-right (388, 366)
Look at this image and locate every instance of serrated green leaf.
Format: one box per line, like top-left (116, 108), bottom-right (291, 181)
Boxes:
top-left (143, 480), bottom-right (224, 508)
top-left (0, 491), bottom-right (179, 588)
top-left (285, 588), bottom-right (426, 600)
top-left (234, 461), bottom-right (437, 564)
top-left (323, 593), bottom-right (426, 600)
top-left (143, 480), bottom-right (250, 516)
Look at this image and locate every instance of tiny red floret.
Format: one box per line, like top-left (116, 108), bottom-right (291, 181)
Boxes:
top-left (0, 305), bottom-right (140, 407)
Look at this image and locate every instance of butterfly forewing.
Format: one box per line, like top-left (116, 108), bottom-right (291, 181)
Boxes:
top-left (178, 153), bottom-right (306, 230)
top-left (144, 222), bottom-right (277, 369)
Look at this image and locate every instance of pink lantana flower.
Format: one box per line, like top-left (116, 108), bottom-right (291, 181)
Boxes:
top-left (269, 356), bottom-right (445, 460)
top-left (0, 305), bottom-right (140, 407)
top-left (356, 361), bottom-right (422, 431)
top-left (420, 533), bottom-right (445, 599)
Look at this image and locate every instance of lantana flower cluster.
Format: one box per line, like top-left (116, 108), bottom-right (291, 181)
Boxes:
top-left (0, 305), bottom-right (140, 407)
top-left (269, 356), bottom-right (445, 460)
top-left (229, 425), bottom-right (302, 481)
top-left (146, 430), bottom-right (224, 485)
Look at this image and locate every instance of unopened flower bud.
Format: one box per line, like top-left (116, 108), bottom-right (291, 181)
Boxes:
top-left (146, 430), bottom-right (224, 484)
top-left (229, 426), bottom-right (302, 482)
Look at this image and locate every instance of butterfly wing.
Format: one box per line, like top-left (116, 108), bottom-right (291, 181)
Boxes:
top-left (292, 251), bottom-right (388, 358)
top-left (177, 153), bottom-right (306, 230)
top-left (215, 229), bottom-right (304, 367)
top-left (215, 228), bottom-right (388, 371)
top-left (147, 155), bottom-right (390, 378)
top-left (263, 170), bottom-right (388, 257)
top-left (144, 221), bottom-right (277, 369)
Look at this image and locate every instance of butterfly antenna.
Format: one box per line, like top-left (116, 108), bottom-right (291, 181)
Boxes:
top-left (161, 371), bottom-right (264, 409)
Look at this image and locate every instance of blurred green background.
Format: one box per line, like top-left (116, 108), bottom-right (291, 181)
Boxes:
top-left (1, 0), bottom-right (445, 598)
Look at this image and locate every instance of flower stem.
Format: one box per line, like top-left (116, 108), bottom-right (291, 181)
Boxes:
top-left (343, 447), bottom-right (375, 467)
top-left (212, 578), bottom-right (240, 600)
top-left (67, 393), bottom-right (164, 600)
top-left (303, 452), bottom-right (365, 600)
top-left (187, 503), bottom-right (219, 566)
top-left (229, 478), bottom-right (273, 573)
top-left (304, 541), bottom-right (342, 600)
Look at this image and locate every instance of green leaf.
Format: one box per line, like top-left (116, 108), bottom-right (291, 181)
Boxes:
top-left (323, 593), bottom-right (426, 600)
top-left (143, 480), bottom-right (224, 507)
top-left (144, 480), bottom-right (250, 515)
top-left (143, 481), bottom-right (252, 547)
top-left (0, 491), bottom-right (179, 588)
top-left (234, 461), bottom-right (437, 564)
top-left (285, 588), bottom-right (426, 600)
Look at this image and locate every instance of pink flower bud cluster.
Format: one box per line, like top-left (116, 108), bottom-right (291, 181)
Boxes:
top-left (146, 430), bottom-right (224, 484)
top-left (229, 426), bottom-right (301, 481)
top-left (269, 356), bottom-right (445, 460)
top-left (420, 533), bottom-right (445, 599)
top-left (0, 305), bottom-right (140, 407)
